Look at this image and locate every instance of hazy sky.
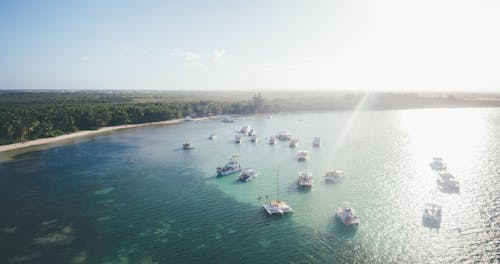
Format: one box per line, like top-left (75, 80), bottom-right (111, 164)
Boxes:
top-left (1, 0), bottom-right (499, 91)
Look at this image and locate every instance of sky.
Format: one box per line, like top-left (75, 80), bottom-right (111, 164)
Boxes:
top-left (0, 0), bottom-right (499, 92)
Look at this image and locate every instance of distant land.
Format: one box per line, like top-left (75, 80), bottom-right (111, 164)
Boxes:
top-left (1, 90), bottom-right (500, 146)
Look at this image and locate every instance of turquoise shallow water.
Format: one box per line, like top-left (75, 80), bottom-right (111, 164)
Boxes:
top-left (0, 108), bottom-right (499, 263)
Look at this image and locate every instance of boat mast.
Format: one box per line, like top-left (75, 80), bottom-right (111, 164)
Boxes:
top-left (277, 161), bottom-right (280, 202)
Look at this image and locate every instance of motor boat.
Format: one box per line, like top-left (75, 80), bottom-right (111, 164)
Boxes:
top-left (437, 172), bottom-right (460, 192)
top-left (297, 150), bottom-right (308, 161)
top-left (209, 133), bottom-right (216, 140)
top-left (217, 155), bottom-right (242, 176)
top-left (277, 131), bottom-right (292, 141)
top-left (184, 116), bottom-right (193, 122)
top-left (240, 125), bottom-right (251, 134)
top-left (336, 203), bottom-right (360, 227)
top-left (289, 138), bottom-right (300, 148)
top-left (430, 157), bottom-right (447, 170)
top-left (325, 170), bottom-right (344, 183)
top-left (268, 136), bottom-right (276, 145)
top-left (422, 203), bottom-right (442, 227)
top-left (238, 168), bottom-right (258, 182)
top-left (250, 134), bottom-right (257, 142)
top-left (247, 128), bottom-right (256, 136)
top-left (182, 142), bottom-right (194, 150)
top-left (263, 163), bottom-right (293, 215)
top-left (298, 168), bottom-right (313, 189)
top-left (234, 135), bottom-right (241, 144)
top-left (313, 137), bottom-right (321, 147)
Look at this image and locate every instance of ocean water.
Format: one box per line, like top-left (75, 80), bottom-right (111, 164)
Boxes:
top-left (0, 108), bottom-right (498, 263)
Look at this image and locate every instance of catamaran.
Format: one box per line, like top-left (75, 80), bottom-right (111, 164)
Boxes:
top-left (437, 171), bottom-right (460, 192)
top-left (217, 155), bottom-right (242, 176)
top-left (240, 125), bottom-right (251, 134)
top-left (325, 170), bottom-right (344, 183)
top-left (277, 131), bottom-right (292, 141)
top-left (298, 164), bottom-right (313, 189)
top-left (422, 203), bottom-right (442, 227)
top-left (336, 203), bottom-right (360, 227)
top-left (297, 150), bottom-right (309, 161)
top-left (263, 163), bottom-right (293, 215)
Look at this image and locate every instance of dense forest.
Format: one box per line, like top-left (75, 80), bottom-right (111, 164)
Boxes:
top-left (1, 90), bottom-right (499, 145)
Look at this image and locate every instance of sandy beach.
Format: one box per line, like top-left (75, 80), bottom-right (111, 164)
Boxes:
top-left (0, 117), bottom-right (207, 153)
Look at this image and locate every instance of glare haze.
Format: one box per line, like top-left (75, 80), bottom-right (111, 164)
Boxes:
top-left (1, 0), bottom-right (499, 92)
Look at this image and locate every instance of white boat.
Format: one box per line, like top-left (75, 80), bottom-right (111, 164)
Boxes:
top-left (313, 137), bottom-right (321, 147)
top-left (297, 150), bottom-right (308, 161)
top-left (182, 142), bottom-right (194, 150)
top-left (268, 136), bottom-right (276, 145)
top-left (437, 171), bottom-right (460, 192)
top-left (298, 165), bottom-right (313, 189)
top-left (184, 116), bottom-right (193, 122)
top-left (250, 134), bottom-right (257, 142)
top-left (238, 168), bottom-right (258, 182)
top-left (248, 128), bottom-right (256, 136)
top-left (430, 157), bottom-right (447, 170)
top-left (325, 170), bottom-right (344, 183)
top-left (289, 138), bottom-right (300, 148)
top-left (217, 155), bottom-right (242, 176)
top-left (222, 116), bottom-right (234, 123)
top-left (234, 135), bottom-right (241, 144)
top-left (263, 163), bottom-right (293, 215)
top-left (422, 203), bottom-right (442, 227)
top-left (277, 131), bottom-right (292, 141)
top-left (240, 125), bottom-right (251, 134)
top-left (209, 133), bottom-right (216, 140)
top-left (336, 203), bottom-right (360, 227)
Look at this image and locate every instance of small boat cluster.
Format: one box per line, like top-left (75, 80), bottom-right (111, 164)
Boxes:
top-left (423, 157), bottom-right (460, 228)
top-left (182, 120), bottom-right (354, 225)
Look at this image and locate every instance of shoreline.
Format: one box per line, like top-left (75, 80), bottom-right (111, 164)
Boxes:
top-left (0, 117), bottom-right (208, 153)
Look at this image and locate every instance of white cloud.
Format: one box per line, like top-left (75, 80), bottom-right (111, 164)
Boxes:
top-left (81, 55), bottom-right (89, 62)
top-left (212, 50), bottom-right (226, 62)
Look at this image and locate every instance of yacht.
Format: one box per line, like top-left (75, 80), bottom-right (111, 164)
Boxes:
top-left (422, 203), bottom-right (442, 227)
top-left (277, 131), bottom-right (292, 141)
top-left (430, 157), bottom-right (447, 170)
top-left (289, 138), bottom-right (300, 148)
top-left (250, 134), bottom-right (257, 142)
top-left (238, 168), bottom-right (258, 182)
top-left (182, 142), bottom-right (194, 150)
top-left (297, 150), bottom-right (309, 161)
top-left (217, 155), bottom-right (242, 176)
top-left (234, 135), bottom-right (241, 144)
top-left (325, 170), bottom-right (344, 183)
top-left (437, 172), bottom-right (460, 192)
top-left (268, 136), bottom-right (276, 145)
top-left (240, 125), bottom-right (251, 134)
top-left (209, 133), bottom-right (216, 140)
top-left (263, 163), bottom-right (293, 215)
top-left (313, 137), bottom-right (321, 147)
top-left (298, 166), bottom-right (313, 189)
top-left (336, 203), bottom-right (360, 227)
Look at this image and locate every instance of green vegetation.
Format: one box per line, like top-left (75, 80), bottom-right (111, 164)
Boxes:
top-left (1, 90), bottom-right (499, 145)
